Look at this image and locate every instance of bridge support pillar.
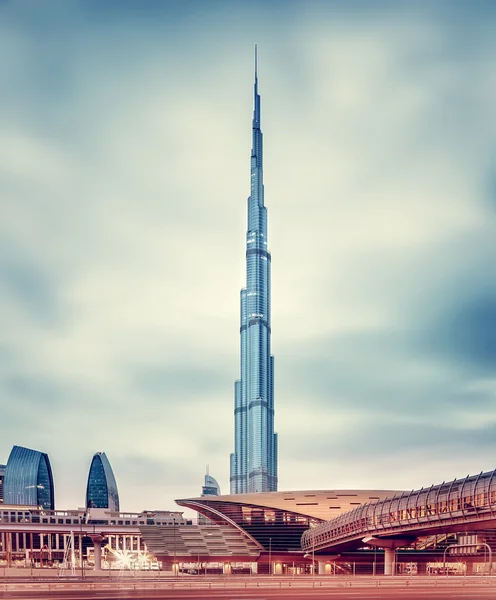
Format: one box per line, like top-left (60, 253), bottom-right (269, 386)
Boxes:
top-left (318, 561), bottom-right (330, 575)
top-left (384, 548), bottom-right (395, 576)
top-left (88, 535), bottom-right (105, 571)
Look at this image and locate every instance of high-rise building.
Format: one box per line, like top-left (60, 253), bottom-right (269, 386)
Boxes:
top-left (3, 445), bottom-right (55, 510)
top-left (0, 464), bottom-right (6, 504)
top-left (202, 467), bottom-right (221, 497)
top-left (230, 49), bottom-right (277, 494)
top-left (85, 452), bottom-right (120, 511)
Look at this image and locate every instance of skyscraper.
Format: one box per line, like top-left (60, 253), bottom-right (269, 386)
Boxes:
top-left (202, 466), bottom-right (221, 496)
top-left (86, 452), bottom-right (120, 511)
top-left (3, 445), bottom-right (55, 510)
top-left (0, 464), bottom-right (5, 504)
top-left (230, 49), bottom-right (277, 494)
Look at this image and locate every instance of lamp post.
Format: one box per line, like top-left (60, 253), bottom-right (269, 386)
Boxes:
top-left (312, 530), bottom-right (315, 578)
top-left (173, 518), bottom-right (176, 576)
top-left (79, 516), bottom-right (85, 579)
top-left (268, 538), bottom-right (272, 576)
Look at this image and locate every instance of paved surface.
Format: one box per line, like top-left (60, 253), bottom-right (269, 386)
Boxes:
top-left (1, 577), bottom-right (496, 599)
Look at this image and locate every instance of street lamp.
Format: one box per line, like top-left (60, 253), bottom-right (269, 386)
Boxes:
top-left (173, 518), bottom-right (177, 576)
top-left (79, 516), bottom-right (85, 579)
top-left (312, 527), bottom-right (315, 578)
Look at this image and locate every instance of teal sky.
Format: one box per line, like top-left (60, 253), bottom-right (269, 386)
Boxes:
top-left (1, 0), bottom-right (496, 512)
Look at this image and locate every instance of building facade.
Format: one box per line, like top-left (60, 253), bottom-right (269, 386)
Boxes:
top-left (230, 49), bottom-right (277, 495)
top-left (0, 505), bottom-right (189, 568)
top-left (3, 446), bottom-right (54, 510)
top-left (177, 489), bottom-right (402, 557)
top-left (0, 464), bottom-right (5, 504)
top-left (202, 471), bottom-right (221, 497)
top-left (86, 452), bottom-right (120, 512)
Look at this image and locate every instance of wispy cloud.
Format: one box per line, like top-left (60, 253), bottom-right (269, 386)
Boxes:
top-left (1, 0), bottom-right (495, 511)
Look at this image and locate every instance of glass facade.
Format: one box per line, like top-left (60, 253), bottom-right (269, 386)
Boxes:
top-left (202, 473), bottom-right (221, 496)
top-left (230, 49), bottom-right (277, 494)
top-left (301, 469), bottom-right (496, 554)
top-left (0, 464), bottom-right (5, 504)
top-left (179, 498), bottom-right (321, 553)
top-left (3, 446), bottom-right (55, 510)
top-left (85, 452), bottom-right (120, 511)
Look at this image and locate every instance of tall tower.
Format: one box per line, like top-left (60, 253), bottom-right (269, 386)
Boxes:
top-left (230, 48), bottom-right (278, 494)
top-left (86, 452), bottom-right (120, 511)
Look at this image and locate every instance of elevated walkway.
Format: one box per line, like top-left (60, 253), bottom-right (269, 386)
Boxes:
top-left (302, 469), bottom-right (496, 566)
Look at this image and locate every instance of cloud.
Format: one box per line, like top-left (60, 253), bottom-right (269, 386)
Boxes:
top-left (0, 0), bottom-right (495, 513)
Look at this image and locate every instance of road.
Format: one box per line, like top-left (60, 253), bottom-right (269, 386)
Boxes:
top-left (1, 577), bottom-right (496, 600)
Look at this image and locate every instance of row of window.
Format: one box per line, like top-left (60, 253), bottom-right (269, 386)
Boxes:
top-left (0, 511), bottom-right (190, 527)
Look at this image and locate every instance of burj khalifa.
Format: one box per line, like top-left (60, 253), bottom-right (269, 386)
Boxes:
top-left (230, 49), bottom-right (278, 494)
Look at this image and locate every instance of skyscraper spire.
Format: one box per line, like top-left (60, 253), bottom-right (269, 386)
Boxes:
top-left (255, 43), bottom-right (258, 83)
top-left (230, 50), bottom-right (278, 494)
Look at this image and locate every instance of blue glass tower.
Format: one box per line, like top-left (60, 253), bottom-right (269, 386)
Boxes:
top-left (3, 445), bottom-right (55, 510)
top-left (230, 49), bottom-right (277, 494)
top-left (86, 452), bottom-right (120, 511)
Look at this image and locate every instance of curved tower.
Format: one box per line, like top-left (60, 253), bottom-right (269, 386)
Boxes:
top-left (230, 48), bottom-right (278, 494)
top-left (86, 452), bottom-right (120, 511)
top-left (3, 445), bottom-right (55, 510)
top-left (202, 468), bottom-right (221, 496)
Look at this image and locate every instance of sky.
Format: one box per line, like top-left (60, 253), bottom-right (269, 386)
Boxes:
top-left (1, 0), bottom-right (496, 514)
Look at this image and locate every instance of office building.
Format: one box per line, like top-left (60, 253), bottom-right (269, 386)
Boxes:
top-left (0, 464), bottom-right (5, 503)
top-left (86, 452), bottom-right (120, 511)
top-left (202, 469), bottom-right (221, 497)
top-left (230, 48), bottom-right (277, 494)
top-left (3, 445), bottom-right (54, 510)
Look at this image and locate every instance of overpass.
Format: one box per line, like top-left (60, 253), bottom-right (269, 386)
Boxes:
top-left (301, 469), bottom-right (496, 574)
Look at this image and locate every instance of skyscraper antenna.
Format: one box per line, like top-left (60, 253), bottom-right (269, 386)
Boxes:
top-left (255, 44), bottom-right (258, 81)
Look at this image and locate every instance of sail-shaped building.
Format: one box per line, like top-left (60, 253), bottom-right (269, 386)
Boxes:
top-left (230, 49), bottom-right (278, 494)
top-left (3, 445), bottom-right (55, 510)
top-left (85, 452), bottom-right (120, 511)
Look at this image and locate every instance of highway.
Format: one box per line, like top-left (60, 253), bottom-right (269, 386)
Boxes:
top-left (2, 577), bottom-right (496, 599)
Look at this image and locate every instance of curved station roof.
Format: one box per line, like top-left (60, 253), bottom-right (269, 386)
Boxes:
top-left (177, 489), bottom-right (403, 521)
top-left (176, 489), bottom-right (403, 556)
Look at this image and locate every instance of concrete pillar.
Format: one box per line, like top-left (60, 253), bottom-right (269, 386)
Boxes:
top-left (93, 539), bottom-right (102, 570)
top-left (223, 562), bottom-right (231, 575)
top-left (274, 562), bottom-right (282, 575)
top-left (251, 562), bottom-right (258, 574)
top-left (89, 535), bottom-right (105, 571)
top-left (384, 548), bottom-right (395, 576)
top-left (318, 561), bottom-right (331, 575)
